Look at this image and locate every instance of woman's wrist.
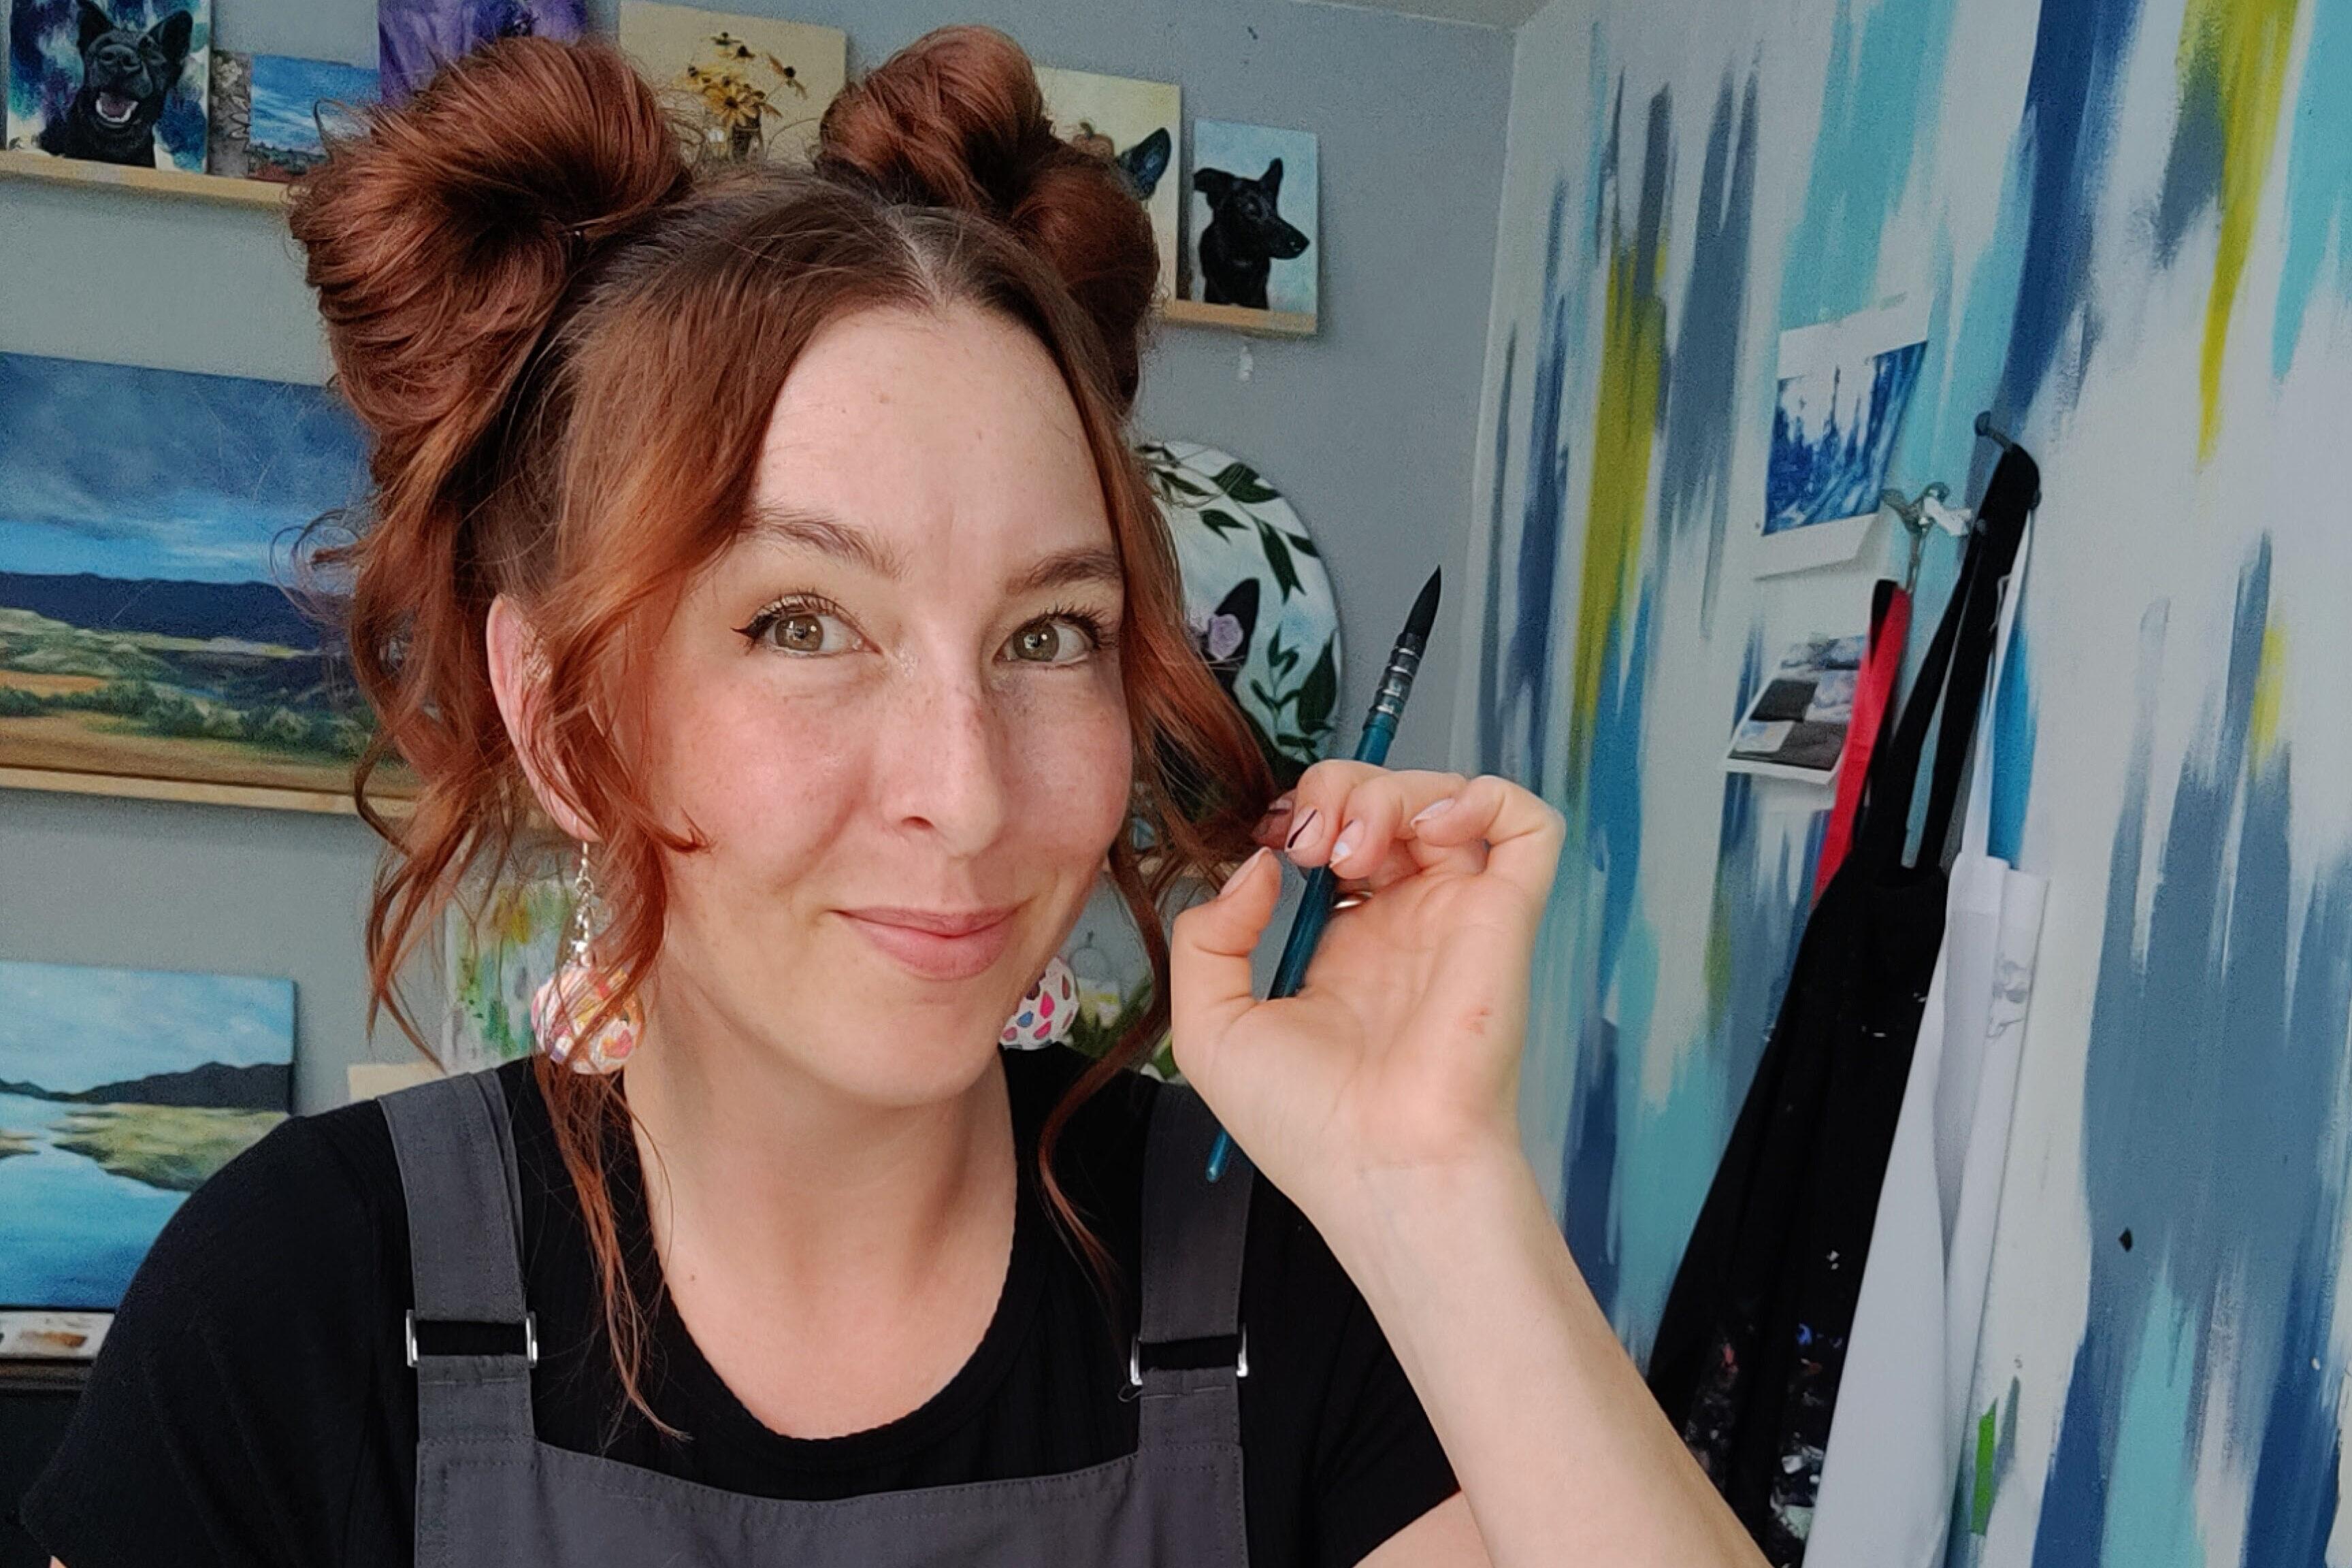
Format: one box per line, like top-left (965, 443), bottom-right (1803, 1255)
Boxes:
top-left (1309, 1135), bottom-right (1556, 1309)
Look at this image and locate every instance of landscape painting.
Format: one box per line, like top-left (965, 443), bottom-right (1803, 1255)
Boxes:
top-left (0, 960), bottom-right (293, 1309)
top-left (0, 351), bottom-right (395, 806)
top-left (244, 53), bottom-right (374, 180)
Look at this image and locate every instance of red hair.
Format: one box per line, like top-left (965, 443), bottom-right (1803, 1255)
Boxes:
top-left (287, 27), bottom-right (1269, 1422)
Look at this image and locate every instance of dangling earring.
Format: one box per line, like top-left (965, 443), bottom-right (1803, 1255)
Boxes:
top-left (1000, 956), bottom-right (1078, 1049)
top-left (530, 845), bottom-right (643, 1075)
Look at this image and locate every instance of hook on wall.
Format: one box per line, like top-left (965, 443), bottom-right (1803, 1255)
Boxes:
top-left (1880, 482), bottom-right (1949, 593)
top-left (1974, 411), bottom-right (2043, 510)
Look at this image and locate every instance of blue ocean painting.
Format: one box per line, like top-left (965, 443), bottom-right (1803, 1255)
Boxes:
top-left (247, 53), bottom-right (374, 174)
top-left (377, 0), bottom-right (585, 105)
top-left (0, 351), bottom-right (383, 796)
top-left (1764, 338), bottom-right (1927, 536)
top-left (5, 0), bottom-right (210, 172)
top-left (0, 960), bottom-right (293, 1309)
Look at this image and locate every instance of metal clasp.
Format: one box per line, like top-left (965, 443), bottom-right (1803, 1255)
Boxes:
top-left (1127, 1326), bottom-right (1248, 1390)
top-left (404, 1309), bottom-right (538, 1369)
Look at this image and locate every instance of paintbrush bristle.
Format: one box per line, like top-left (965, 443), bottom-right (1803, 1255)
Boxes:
top-left (1403, 568), bottom-right (1442, 644)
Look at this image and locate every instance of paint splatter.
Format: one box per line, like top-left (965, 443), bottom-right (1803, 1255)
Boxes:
top-left (2155, 0), bottom-right (2301, 455)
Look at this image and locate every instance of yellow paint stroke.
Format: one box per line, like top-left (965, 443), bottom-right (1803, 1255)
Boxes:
top-left (2183, 0), bottom-right (2302, 459)
top-left (2251, 623), bottom-right (2287, 759)
top-left (1565, 221), bottom-right (1668, 799)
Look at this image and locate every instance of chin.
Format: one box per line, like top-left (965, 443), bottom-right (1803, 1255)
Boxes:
top-left (793, 993), bottom-right (1021, 1109)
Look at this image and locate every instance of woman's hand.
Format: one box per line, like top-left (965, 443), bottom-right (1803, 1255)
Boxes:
top-left (1167, 762), bottom-right (1564, 1221)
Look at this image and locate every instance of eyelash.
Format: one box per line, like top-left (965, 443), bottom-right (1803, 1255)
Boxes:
top-left (732, 595), bottom-right (1118, 659)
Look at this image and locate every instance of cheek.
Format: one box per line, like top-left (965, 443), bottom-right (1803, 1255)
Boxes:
top-left (641, 672), bottom-right (866, 879)
top-left (1004, 672), bottom-right (1133, 860)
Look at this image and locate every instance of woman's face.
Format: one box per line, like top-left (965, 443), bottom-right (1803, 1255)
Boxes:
top-left (636, 304), bottom-right (1134, 1105)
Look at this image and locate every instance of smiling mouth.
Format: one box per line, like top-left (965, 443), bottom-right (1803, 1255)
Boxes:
top-left (95, 92), bottom-right (139, 125)
top-left (837, 906), bottom-right (1017, 981)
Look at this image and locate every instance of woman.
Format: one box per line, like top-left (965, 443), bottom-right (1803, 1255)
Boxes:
top-left (24, 28), bottom-right (1761, 1568)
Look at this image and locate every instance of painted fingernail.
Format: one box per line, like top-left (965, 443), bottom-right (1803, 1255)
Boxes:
top-left (1218, 847), bottom-right (1268, 898)
top-left (1284, 808), bottom-right (1321, 851)
top-left (1330, 823), bottom-right (1360, 866)
top-left (1411, 797), bottom-right (1458, 827)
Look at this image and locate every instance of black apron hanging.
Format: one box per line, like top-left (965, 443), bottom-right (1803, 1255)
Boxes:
top-left (1645, 446), bottom-right (2039, 1567)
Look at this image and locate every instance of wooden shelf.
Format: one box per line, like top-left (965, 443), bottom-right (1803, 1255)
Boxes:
top-left (0, 147), bottom-right (288, 209)
top-left (1160, 297), bottom-right (1318, 338)
top-left (0, 764), bottom-right (364, 816)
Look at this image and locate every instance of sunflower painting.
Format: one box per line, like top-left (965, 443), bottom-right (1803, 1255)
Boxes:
top-left (617, 1), bottom-right (843, 167)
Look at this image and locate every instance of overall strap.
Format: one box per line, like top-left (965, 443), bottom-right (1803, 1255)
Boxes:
top-left (380, 1069), bottom-right (537, 1443)
top-left (1133, 1083), bottom-right (1254, 1452)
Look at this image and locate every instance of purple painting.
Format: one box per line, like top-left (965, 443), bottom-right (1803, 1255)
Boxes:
top-left (376, 0), bottom-right (583, 105)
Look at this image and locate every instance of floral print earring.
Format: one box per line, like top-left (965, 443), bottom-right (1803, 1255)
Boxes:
top-left (530, 846), bottom-right (643, 1075)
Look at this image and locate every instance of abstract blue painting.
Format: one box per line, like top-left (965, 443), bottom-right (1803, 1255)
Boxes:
top-left (0, 960), bottom-right (292, 1309)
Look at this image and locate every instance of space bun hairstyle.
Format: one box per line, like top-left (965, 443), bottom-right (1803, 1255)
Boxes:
top-left (288, 28), bottom-right (1267, 1422)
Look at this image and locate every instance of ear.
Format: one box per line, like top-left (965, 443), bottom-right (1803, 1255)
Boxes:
top-left (76, 1), bottom-right (110, 52)
top-left (150, 7), bottom-right (193, 68)
top-left (486, 595), bottom-right (599, 844)
top-left (1260, 159), bottom-right (1284, 197)
top-left (1193, 167), bottom-right (1233, 204)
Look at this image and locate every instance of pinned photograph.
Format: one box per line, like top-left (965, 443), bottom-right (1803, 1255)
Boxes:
top-left (0, 352), bottom-right (391, 807)
top-left (1033, 65), bottom-right (1179, 302)
top-left (1188, 120), bottom-right (1318, 326)
top-left (0, 960), bottom-right (292, 1309)
top-left (619, 1), bottom-right (844, 167)
top-left (1759, 298), bottom-right (1929, 577)
top-left (1725, 634), bottom-right (1865, 784)
top-left (7, 0), bottom-right (210, 171)
top-left (377, 0), bottom-right (585, 105)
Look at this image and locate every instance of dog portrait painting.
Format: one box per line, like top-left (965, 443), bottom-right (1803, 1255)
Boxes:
top-left (1034, 65), bottom-right (1181, 304)
top-left (7, 0), bottom-right (210, 171)
top-left (1190, 120), bottom-right (1319, 323)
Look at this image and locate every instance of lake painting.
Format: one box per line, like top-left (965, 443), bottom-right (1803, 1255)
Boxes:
top-left (0, 960), bottom-right (293, 1309)
top-left (0, 350), bottom-right (399, 804)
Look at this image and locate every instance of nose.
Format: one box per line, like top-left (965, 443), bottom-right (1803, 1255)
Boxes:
top-left (872, 672), bottom-right (1009, 858)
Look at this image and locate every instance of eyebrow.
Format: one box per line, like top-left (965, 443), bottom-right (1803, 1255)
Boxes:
top-left (1010, 546), bottom-right (1126, 598)
top-left (749, 505), bottom-right (908, 579)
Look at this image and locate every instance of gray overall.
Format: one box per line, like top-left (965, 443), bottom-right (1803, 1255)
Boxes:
top-left (378, 1068), bottom-right (1256, 1565)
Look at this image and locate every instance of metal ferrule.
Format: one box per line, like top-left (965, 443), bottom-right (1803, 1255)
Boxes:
top-left (1371, 639), bottom-right (1425, 723)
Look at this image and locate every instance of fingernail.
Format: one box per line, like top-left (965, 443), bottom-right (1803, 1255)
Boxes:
top-left (1411, 797), bottom-right (1458, 827)
top-left (1284, 808), bottom-right (1321, 851)
top-left (1330, 823), bottom-right (1360, 866)
top-left (1218, 847), bottom-right (1267, 898)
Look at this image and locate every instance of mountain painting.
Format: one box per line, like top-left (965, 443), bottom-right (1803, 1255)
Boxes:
top-left (0, 350), bottom-right (404, 804)
top-left (0, 959), bottom-right (293, 1309)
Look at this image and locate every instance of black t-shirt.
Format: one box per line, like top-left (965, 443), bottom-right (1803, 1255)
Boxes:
top-left (22, 1047), bottom-right (1456, 1567)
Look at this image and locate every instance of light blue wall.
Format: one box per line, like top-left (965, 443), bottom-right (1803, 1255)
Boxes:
top-left (0, 0), bottom-right (1510, 1109)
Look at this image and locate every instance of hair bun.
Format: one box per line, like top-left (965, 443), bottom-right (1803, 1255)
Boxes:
top-left (817, 27), bottom-right (1158, 404)
top-left (288, 36), bottom-right (691, 485)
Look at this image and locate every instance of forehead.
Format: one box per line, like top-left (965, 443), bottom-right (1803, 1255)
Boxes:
top-left (752, 304), bottom-right (1113, 572)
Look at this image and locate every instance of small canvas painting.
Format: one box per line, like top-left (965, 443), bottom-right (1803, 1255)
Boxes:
top-left (1759, 299), bottom-right (1929, 576)
top-left (0, 352), bottom-right (393, 805)
top-left (244, 53), bottom-right (375, 180)
top-left (7, 0), bottom-right (210, 171)
top-left (442, 868), bottom-right (572, 1072)
top-left (1188, 120), bottom-right (1318, 323)
top-left (619, 1), bottom-right (844, 168)
top-left (378, 0), bottom-right (585, 105)
top-left (203, 45), bottom-right (246, 174)
top-left (1725, 633), bottom-right (1865, 783)
top-left (1033, 65), bottom-right (1179, 304)
top-left (0, 960), bottom-right (293, 1309)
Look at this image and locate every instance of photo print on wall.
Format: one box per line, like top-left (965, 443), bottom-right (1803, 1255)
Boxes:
top-left (378, 0), bottom-right (585, 105)
top-left (1033, 65), bottom-right (1180, 303)
top-left (0, 959), bottom-right (292, 1311)
top-left (1188, 119), bottom-right (1318, 326)
top-left (6, 0), bottom-right (210, 170)
top-left (0, 351), bottom-right (395, 808)
top-left (618, 1), bottom-right (845, 169)
top-left (1759, 298), bottom-right (1929, 576)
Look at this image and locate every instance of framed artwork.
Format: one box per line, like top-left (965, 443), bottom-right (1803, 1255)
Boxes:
top-left (206, 51), bottom-right (374, 181)
top-left (6, 0), bottom-right (210, 171)
top-left (1140, 439), bottom-right (1342, 787)
top-left (618, 1), bottom-right (844, 169)
top-left (1188, 120), bottom-right (1318, 327)
top-left (0, 351), bottom-right (394, 812)
top-left (1033, 65), bottom-right (1179, 303)
top-left (378, 0), bottom-right (585, 105)
top-left (0, 959), bottom-right (293, 1310)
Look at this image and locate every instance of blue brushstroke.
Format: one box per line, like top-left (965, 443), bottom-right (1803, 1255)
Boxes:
top-left (1475, 328), bottom-right (1516, 777)
top-left (2034, 540), bottom-right (2352, 1563)
top-left (1500, 182), bottom-right (1577, 791)
top-left (2271, 0), bottom-right (2352, 377)
top-left (1988, 609), bottom-right (2036, 864)
top-left (1993, 0), bottom-right (2146, 421)
top-left (1778, 0), bottom-right (1957, 329)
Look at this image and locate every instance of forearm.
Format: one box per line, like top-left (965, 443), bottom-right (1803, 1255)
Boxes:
top-left (1322, 1151), bottom-right (1766, 1568)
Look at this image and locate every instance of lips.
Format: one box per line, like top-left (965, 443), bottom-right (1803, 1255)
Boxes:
top-left (95, 92), bottom-right (138, 125)
top-left (837, 906), bottom-right (1017, 981)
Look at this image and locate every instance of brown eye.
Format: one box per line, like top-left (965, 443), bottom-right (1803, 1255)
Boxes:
top-left (776, 612), bottom-right (826, 653)
top-left (1004, 617), bottom-right (1091, 666)
top-left (740, 601), bottom-right (860, 655)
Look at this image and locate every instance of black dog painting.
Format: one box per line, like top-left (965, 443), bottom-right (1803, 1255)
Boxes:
top-left (1035, 65), bottom-right (1182, 302)
top-left (1189, 120), bottom-right (1318, 322)
top-left (7, 0), bottom-right (209, 170)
